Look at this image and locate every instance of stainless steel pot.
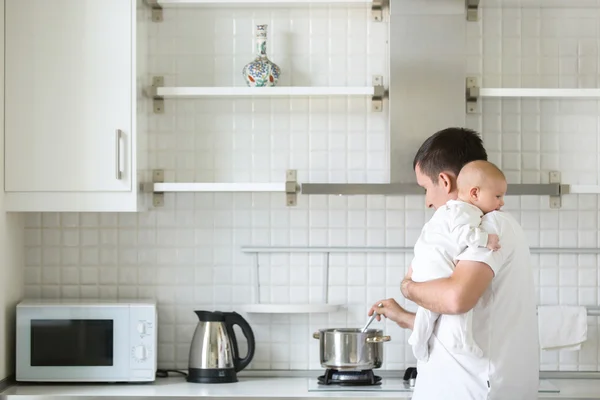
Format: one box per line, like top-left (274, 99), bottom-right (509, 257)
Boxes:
top-left (312, 328), bottom-right (391, 371)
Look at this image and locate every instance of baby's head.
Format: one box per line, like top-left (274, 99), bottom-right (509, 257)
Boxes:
top-left (457, 160), bottom-right (507, 214)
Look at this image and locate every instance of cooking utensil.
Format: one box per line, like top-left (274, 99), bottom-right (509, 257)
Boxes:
top-left (312, 328), bottom-right (391, 371)
top-left (361, 302), bottom-right (383, 332)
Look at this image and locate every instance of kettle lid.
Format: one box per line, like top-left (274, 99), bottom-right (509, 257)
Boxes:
top-left (194, 310), bottom-right (226, 322)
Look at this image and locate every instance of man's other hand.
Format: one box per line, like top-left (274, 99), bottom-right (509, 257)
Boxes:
top-left (401, 266), bottom-right (413, 299)
top-left (368, 298), bottom-right (415, 330)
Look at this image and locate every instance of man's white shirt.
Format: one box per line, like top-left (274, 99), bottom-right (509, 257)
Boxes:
top-left (410, 210), bottom-right (539, 400)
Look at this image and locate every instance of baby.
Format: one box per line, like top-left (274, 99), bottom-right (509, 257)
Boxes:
top-left (408, 160), bottom-right (507, 362)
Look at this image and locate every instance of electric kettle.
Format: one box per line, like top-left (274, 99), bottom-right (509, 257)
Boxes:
top-left (187, 310), bottom-right (255, 383)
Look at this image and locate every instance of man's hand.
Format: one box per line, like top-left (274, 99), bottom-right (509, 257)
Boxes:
top-left (401, 279), bottom-right (412, 299)
top-left (486, 234), bottom-right (501, 251)
top-left (368, 299), bottom-right (415, 330)
top-left (400, 261), bottom-right (494, 315)
top-left (401, 266), bottom-right (413, 299)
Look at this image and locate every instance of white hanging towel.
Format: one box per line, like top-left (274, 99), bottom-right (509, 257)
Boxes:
top-left (538, 305), bottom-right (587, 351)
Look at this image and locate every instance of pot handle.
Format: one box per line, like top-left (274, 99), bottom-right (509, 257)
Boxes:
top-left (366, 335), bottom-right (391, 343)
top-left (312, 332), bottom-right (320, 339)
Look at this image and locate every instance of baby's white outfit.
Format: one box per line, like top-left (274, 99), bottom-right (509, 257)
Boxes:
top-left (408, 199), bottom-right (488, 362)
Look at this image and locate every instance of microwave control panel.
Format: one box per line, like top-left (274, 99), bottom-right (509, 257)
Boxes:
top-left (129, 305), bottom-right (156, 372)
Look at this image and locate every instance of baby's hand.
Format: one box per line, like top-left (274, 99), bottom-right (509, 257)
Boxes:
top-left (486, 234), bottom-right (501, 251)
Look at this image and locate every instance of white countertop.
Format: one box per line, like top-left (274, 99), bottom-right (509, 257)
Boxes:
top-left (2, 376), bottom-right (600, 399)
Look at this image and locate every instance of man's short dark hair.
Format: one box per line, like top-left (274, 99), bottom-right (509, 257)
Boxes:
top-left (413, 127), bottom-right (488, 183)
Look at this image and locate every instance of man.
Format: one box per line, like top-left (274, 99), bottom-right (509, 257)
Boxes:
top-left (369, 127), bottom-right (539, 400)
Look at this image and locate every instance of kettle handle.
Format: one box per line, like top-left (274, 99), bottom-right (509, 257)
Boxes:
top-left (224, 312), bottom-right (255, 372)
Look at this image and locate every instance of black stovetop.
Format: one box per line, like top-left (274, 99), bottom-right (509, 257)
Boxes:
top-left (317, 369), bottom-right (382, 386)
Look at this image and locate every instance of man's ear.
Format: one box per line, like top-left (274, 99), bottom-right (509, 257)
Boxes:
top-left (438, 172), bottom-right (454, 194)
top-left (470, 186), bottom-right (479, 200)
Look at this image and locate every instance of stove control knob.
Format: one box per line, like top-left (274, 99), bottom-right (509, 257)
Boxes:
top-left (403, 367), bottom-right (418, 387)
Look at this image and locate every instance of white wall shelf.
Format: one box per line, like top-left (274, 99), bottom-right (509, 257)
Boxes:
top-left (565, 185), bottom-right (600, 194)
top-left (239, 304), bottom-right (343, 314)
top-left (480, 88), bottom-right (600, 99)
top-left (144, 79), bottom-right (385, 114)
top-left (148, 170), bottom-right (298, 207)
top-left (148, 0), bottom-right (373, 6)
top-left (153, 86), bottom-right (376, 97)
top-left (466, 78), bottom-right (600, 113)
top-left (470, 0), bottom-right (599, 21)
top-left (153, 182), bottom-right (285, 192)
top-left (482, 0), bottom-right (600, 8)
top-left (144, 0), bottom-right (384, 23)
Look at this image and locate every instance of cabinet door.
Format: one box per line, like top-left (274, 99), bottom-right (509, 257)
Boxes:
top-left (5, 0), bottom-right (132, 192)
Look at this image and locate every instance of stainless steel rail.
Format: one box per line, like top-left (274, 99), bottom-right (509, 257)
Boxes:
top-left (241, 246), bottom-right (600, 254)
top-left (583, 307), bottom-right (600, 316)
top-left (300, 183), bottom-right (562, 196)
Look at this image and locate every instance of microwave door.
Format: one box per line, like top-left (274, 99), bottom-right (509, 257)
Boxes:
top-left (17, 306), bottom-right (130, 382)
top-left (31, 319), bottom-right (114, 367)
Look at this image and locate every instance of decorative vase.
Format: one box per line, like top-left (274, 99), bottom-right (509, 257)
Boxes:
top-left (242, 25), bottom-right (281, 87)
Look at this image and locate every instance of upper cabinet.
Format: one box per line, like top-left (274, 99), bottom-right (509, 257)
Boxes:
top-left (3, 0), bottom-right (149, 212)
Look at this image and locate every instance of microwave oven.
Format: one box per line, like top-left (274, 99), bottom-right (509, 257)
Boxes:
top-left (16, 299), bottom-right (157, 383)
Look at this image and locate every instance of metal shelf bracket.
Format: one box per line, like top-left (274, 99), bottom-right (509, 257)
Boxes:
top-left (372, 75), bottom-right (385, 112)
top-left (466, 77), bottom-right (479, 114)
top-left (372, 0), bottom-right (385, 22)
top-left (549, 171), bottom-right (562, 209)
top-left (286, 169), bottom-right (299, 206)
top-left (144, 76), bottom-right (165, 114)
top-left (466, 0), bottom-right (480, 21)
top-left (144, 0), bottom-right (163, 22)
top-left (152, 170), bottom-right (165, 207)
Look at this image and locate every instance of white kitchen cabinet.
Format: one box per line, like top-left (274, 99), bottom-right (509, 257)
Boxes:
top-left (4, 0), bottom-right (149, 212)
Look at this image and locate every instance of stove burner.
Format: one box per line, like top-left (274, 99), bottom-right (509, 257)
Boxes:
top-left (317, 369), bottom-right (382, 386)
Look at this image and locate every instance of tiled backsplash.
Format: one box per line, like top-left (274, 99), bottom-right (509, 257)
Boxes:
top-left (150, 6), bottom-right (389, 184)
top-left (21, 4), bottom-right (600, 372)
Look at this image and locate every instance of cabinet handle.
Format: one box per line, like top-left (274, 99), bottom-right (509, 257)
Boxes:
top-left (115, 129), bottom-right (122, 180)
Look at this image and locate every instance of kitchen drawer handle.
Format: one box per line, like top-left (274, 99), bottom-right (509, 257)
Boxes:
top-left (366, 335), bottom-right (391, 343)
top-left (115, 129), bottom-right (122, 180)
top-left (312, 332), bottom-right (320, 339)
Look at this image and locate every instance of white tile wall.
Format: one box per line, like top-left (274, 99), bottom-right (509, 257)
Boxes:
top-left (150, 6), bottom-right (389, 184)
top-left (21, 3), bottom-right (600, 372)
